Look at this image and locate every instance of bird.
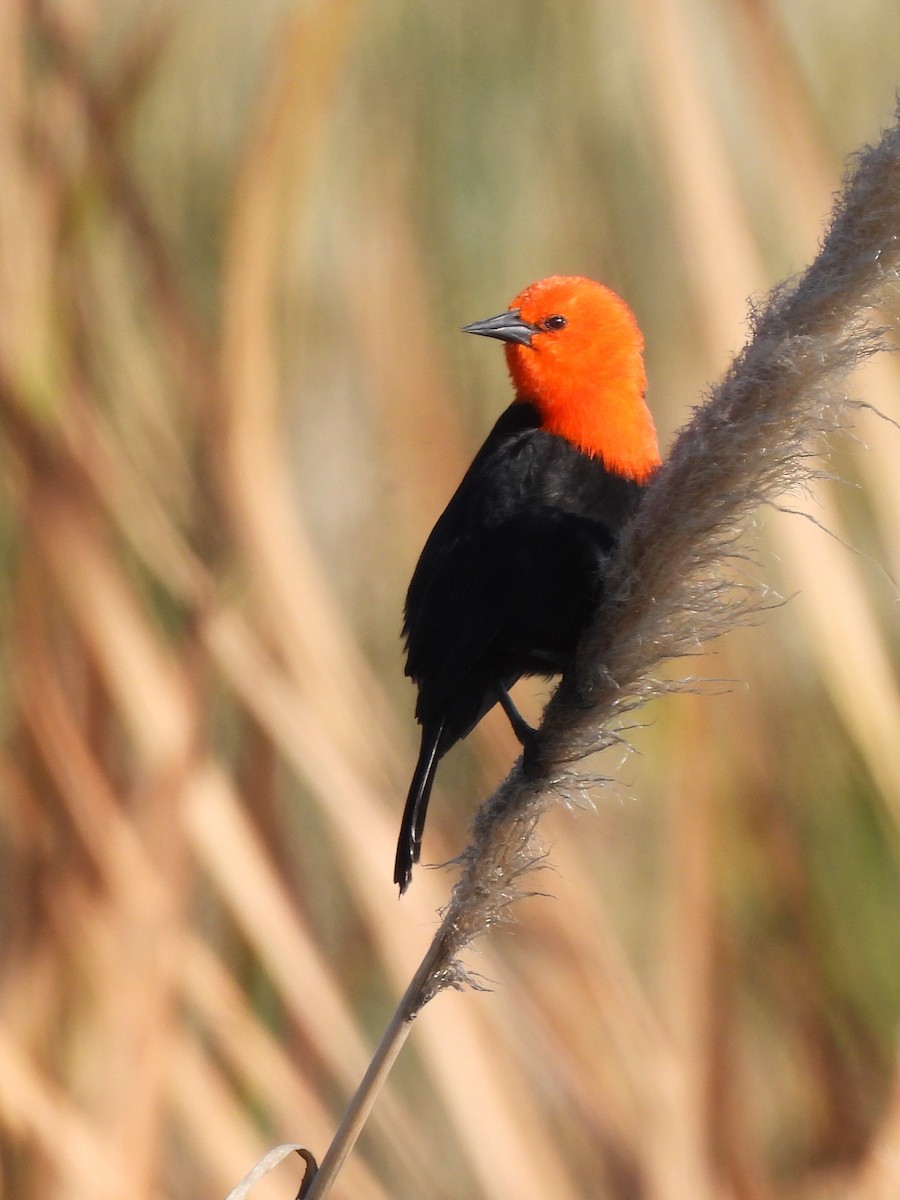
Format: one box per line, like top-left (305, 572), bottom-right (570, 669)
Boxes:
top-left (395, 275), bottom-right (661, 892)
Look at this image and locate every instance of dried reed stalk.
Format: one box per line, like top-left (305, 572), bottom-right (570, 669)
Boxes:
top-left (295, 111), bottom-right (900, 1200)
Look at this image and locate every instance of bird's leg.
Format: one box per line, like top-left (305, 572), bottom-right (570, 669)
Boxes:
top-left (496, 685), bottom-right (541, 768)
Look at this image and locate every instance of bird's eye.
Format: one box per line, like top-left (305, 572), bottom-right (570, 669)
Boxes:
top-left (542, 314), bottom-right (567, 331)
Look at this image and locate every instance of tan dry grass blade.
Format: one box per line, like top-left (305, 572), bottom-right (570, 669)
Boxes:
top-left (218, 0), bottom-right (398, 782)
top-left (45, 877), bottom-right (326, 1200)
top-left (0, 1023), bottom-right (166, 1200)
top-left (846, 1051), bottom-right (900, 1200)
top-left (631, 0), bottom-right (761, 357)
top-left (0, 3), bottom-right (58, 398)
top-left (15, 523), bottom-right (189, 1194)
top-left (774, 499), bottom-right (900, 803)
top-left (656, 695), bottom-right (745, 1200)
top-left (27, 482), bottom-right (196, 772)
top-left (225, 1145), bottom-right (318, 1200)
top-left (182, 763), bottom-right (382, 1088)
top-left (14, 603), bottom-right (393, 1196)
top-left (14, 578), bottom-right (385, 1189)
top-left (340, 177), bottom-right (474, 539)
top-left (497, 801), bottom-right (707, 1156)
top-left (35, 5), bottom-right (215, 412)
top-left (169, 1036), bottom-right (318, 1200)
top-left (182, 944), bottom-right (391, 1200)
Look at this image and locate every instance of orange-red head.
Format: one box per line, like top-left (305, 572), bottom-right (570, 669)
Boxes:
top-left (463, 275), bottom-right (660, 484)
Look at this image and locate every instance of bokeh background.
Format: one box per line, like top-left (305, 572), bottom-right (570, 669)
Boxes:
top-left (2, 2), bottom-right (900, 1198)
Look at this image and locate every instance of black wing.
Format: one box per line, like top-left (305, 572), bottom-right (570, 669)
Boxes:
top-left (403, 406), bottom-right (538, 729)
top-left (403, 402), bottom-right (645, 739)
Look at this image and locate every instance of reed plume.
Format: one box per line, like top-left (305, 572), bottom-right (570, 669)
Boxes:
top-left (299, 107), bottom-right (900, 1200)
top-left (445, 113), bottom-right (900, 974)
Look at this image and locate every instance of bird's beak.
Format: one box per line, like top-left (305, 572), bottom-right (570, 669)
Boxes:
top-left (461, 308), bottom-right (536, 347)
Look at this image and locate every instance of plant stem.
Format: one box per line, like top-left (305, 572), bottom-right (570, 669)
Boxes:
top-left (302, 929), bottom-right (450, 1200)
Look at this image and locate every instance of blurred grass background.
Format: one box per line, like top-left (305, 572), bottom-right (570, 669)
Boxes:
top-left (2, 1), bottom-right (900, 1198)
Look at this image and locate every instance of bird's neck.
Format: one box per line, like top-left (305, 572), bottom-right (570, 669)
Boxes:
top-left (506, 322), bottom-right (660, 484)
top-left (516, 376), bottom-right (661, 484)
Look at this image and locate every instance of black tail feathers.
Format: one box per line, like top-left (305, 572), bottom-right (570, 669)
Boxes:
top-left (394, 720), bottom-right (445, 894)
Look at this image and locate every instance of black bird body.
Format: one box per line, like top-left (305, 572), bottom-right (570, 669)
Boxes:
top-left (396, 401), bottom-right (647, 889)
top-left (393, 275), bottom-right (660, 892)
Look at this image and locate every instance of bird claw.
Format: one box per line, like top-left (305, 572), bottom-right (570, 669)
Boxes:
top-left (521, 727), bottom-right (543, 776)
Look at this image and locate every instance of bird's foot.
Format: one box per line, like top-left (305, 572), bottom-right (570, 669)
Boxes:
top-left (497, 685), bottom-right (543, 774)
top-left (520, 727), bottom-right (542, 777)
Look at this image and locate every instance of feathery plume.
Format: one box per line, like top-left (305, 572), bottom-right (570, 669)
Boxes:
top-left (301, 112), bottom-right (900, 1200)
top-left (436, 109), bottom-right (900, 1002)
